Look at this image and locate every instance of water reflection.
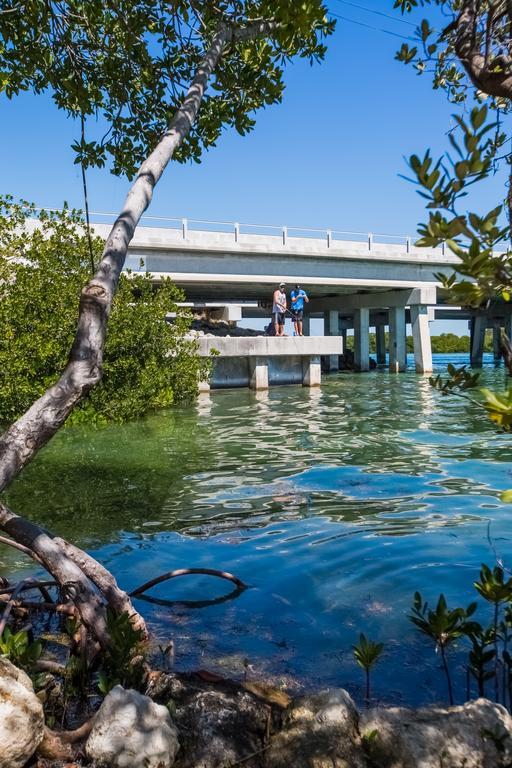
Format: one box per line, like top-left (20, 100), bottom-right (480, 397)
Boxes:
top-left (3, 354), bottom-right (512, 706)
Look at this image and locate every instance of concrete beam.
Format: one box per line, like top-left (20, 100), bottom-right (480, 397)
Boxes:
top-left (196, 336), bottom-right (343, 358)
top-left (389, 306), bottom-right (406, 373)
top-left (209, 305), bottom-right (242, 323)
top-left (309, 286), bottom-right (437, 313)
top-left (410, 305), bottom-right (433, 374)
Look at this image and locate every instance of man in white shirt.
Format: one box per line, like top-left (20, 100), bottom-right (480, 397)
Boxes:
top-left (272, 282), bottom-right (287, 336)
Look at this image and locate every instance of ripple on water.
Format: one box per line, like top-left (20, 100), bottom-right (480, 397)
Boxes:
top-left (4, 354), bottom-right (512, 706)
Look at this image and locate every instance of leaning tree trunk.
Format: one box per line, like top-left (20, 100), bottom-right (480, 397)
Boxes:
top-left (0, 20), bottom-right (277, 646)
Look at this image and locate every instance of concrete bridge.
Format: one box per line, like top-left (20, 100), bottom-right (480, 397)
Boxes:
top-left (62, 214), bottom-right (512, 378)
top-left (89, 215), bottom-right (448, 375)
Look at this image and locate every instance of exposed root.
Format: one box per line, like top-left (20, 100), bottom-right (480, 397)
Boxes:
top-left (0, 529), bottom-right (247, 651)
top-left (57, 536), bottom-right (147, 637)
top-left (38, 719), bottom-right (94, 761)
top-left (0, 533), bottom-right (44, 564)
top-left (130, 567), bottom-right (248, 598)
top-left (0, 598), bottom-right (75, 615)
top-left (0, 577), bottom-right (32, 636)
top-left (0, 580), bottom-right (58, 594)
top-left (34, 659), bottom-right (67, 676)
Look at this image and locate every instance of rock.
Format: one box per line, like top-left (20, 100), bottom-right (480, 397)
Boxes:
top-left (266, 689), bottom-right (366, 768)
top-left (146, 671), bottom-right (189, 704)
top-left (360, 697), bottom-right (512, 768)
top-left (0, 656), bottom-right (44, 768)
top-left (86, 685), bottom-right (179, 768)
top-left (174, 688), bottom-right (270, 768)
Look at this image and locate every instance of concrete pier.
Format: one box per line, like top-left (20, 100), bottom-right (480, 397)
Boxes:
top-left (389, 306), bottom-right (406, 373)
top-left (354, 308), bottom-right (370, 372)
top-left (302, 356), bottom-right (322, 387)
top-left (197, 336), bottom-right (342, 390)
top-left (376, 325), bottom-right (386, 365)
top-left (471, 316), bottom-right (486, 368)
top-left (493, 324), bottom-right (502, 362)
top-left (249, 357), bottom-right (269, 390)
top-left (324, 310), bottom-right (341, 372)
top-left (410, 305), bottom-right (433, 373)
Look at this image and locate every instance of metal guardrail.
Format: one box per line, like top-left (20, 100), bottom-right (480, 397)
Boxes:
top-left (81, 211), bottom-right (446, 254)
top-left (31, 208), bottom-right (447, 254)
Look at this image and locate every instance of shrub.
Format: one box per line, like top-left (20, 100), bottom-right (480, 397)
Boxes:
top-left (0, 196), bottom-right (209, 424)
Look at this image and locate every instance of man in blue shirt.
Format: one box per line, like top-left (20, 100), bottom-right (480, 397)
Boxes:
top-left (290, 284), bottom-right (309, 336)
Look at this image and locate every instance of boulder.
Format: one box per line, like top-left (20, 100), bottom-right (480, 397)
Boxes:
top-left (0, 656), bottom-right (44, 768)
top-left (86, 685), bottom-right (180, 768)
top-left (266, 689), bottom-right (366, 768)
top-left (174, 688), bottom-right (270, 768)
top-left (360, 697), bottom-right (512, 768)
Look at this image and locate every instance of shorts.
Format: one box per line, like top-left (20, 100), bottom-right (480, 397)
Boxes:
top-left (294, 309), bottom-right (304, 320)
top-left (273, 312), bottom-right (285, 326)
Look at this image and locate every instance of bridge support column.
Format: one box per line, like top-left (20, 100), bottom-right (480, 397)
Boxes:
top-left (493, 323), bottom-right (502, 362)
top-left (324, 310), bottom-right (340, 371)
top-left (354, 308), bottom-right (370, 372)
top-left (376, 324), bottom-right (386, 365)
top-left (471, 315), bottom-right (486, 368)
top-left (302, 355), bottom-right (321, 387)
top-left (249, 357), bottom-right (269, 390)
top-left (410, 305), bottom-right (432, 374)
top-left (389, 306), bottom-right (406, 373)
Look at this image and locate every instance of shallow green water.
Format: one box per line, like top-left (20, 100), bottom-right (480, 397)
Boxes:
top-left (4, 354), bottom-right (512, 706)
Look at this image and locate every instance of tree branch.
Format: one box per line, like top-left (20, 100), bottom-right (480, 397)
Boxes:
top-left (455, 1), bottom-right (512, 98)
top-left (0, 16), bottom-right (284, 494)
top-left (0, 21), bottom-right (232, 492)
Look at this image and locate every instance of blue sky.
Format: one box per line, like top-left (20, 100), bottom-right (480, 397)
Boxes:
top-left (1, 1), bottom-right (506, 334)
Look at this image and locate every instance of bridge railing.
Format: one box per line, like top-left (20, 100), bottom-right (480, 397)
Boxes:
top-left (79, 211), bottom-right (443, 253)
top-left (31, 208), bottom-right (450, 254)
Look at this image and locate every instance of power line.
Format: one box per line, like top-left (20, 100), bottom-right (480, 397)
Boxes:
top-left (329, 11), bottom-right (417, 42)
top-left (332, 0), bottom-right (417, 28)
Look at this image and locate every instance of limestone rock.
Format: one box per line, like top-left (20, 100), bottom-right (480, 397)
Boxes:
top-left (360, 697), bottom-right (512, 768)
top-left (174, 688), bottom-right (270, 768)
top-left (0, 656), bottom-right (44, 768)
top-left (86, 685), bottom-right (180, 768)
top-left (266, 689), bottom-right (366, 768)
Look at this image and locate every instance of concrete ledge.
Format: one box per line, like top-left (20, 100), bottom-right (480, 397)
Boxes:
top-left (196, 336), bottom-right (343, 358)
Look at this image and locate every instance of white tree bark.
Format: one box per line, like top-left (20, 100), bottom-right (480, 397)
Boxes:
top-left (0, 18), bottom-right (280, 645)
top-left (0, 23), bottom-right (232, 492)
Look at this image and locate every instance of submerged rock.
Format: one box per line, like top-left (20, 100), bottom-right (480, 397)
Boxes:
top-left (0, 656), bottom-right (44, 768)
top-left (85, 685), bottom-right (180, 768)
top-left (360, 697), bottom-right (512, 768)
top-left (266, 689), bottom-right (366, 768)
